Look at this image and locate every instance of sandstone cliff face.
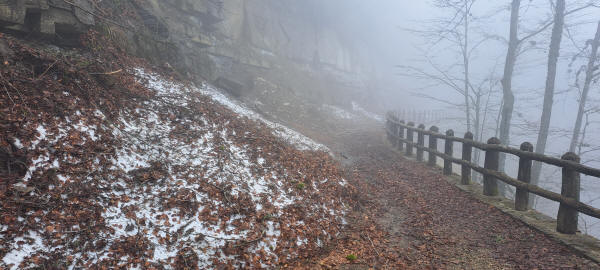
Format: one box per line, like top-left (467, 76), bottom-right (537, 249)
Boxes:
top-left (0, 0), bottom-right (372, 110)
top-left (0, 0), bottom-right (94, 38)
top-left (159, 0), bottom-right (370, 111)
top-left (144, 0), bottom-right (365, 80)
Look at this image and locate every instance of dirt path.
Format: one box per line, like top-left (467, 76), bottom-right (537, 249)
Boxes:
top-left (298, 125), bottom-right (600, 269)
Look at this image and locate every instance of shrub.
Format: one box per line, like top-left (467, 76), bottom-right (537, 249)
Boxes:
top-left (346, 254), bottom-right (357, 261)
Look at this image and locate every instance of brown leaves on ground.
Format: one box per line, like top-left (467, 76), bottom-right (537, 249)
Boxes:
top-left (296, 127), bottom-right (600, 269)
top-left (0, 32), bottom-right (355, 269)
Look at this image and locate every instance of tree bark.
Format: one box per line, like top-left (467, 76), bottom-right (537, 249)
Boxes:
top-left (569, 21), bottom-right (600, 152)
top-left (463, 1), bottom-right (471, 133)
top-left (499, 0), bottom-right (521, 174)
top-left (472, 92), bottom-right (482, 181)
top-left (531, 0), bottom-right (566, 207)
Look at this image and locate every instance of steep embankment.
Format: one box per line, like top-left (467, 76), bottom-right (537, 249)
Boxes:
top-left (0, 34), bottom-right (354, 269)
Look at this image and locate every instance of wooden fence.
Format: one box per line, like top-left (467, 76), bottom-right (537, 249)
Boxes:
top-left (395, 109), bottom-right (444, 124)
top-left (385, 111), bottom-right (600, 234)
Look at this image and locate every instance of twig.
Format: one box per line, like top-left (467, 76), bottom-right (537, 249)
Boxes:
top-left (90, 69), bottom-right (123, 75)
top-left (63, 0), bottom-right (134, 32)
top-left (62, 0), bottom-right (174, 45)
top-left (200, 232), bottom-right (245, 242)
top-left (0, 72), bottom-right (30, 114)
top-left (232, 230), bottom-right (266, 247)
top-left (205, 180), bottom-right (241, 215)
top-left (3, 84), bottom-right (15, 106)
top-left (63, 228), bottom-right (91, 234)
top-left (10, 199), bottom-right (50, 207)
top-left (160, 196), bottom-right (196, 203)
top-left (35, 60), bottom-right (57, 81)
top-left (182, 225), bottom-right (264, 245)
top-left (363, 233), bottom-right (381, 257)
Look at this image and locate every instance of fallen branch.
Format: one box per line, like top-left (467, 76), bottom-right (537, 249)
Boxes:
top-left (34, 60), bottom-right (57, 81)
top-left (90, 69), bottom-right (123, 75)
top-left (363, 233), bottom-right (381, 257)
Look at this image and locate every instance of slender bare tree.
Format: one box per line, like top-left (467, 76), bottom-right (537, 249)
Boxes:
top-left (529, 0), bottom-right (566, 207)
top-left (472, 68), bottom-right (502, 182)
top-left (498, 0), bottom-right (600, 174)
top-left (498, 0), bottom-right (522, 172)
top-left (398, 0), bottom-right (484, 133)
top-left (569, 21), bottom-right (600, 152)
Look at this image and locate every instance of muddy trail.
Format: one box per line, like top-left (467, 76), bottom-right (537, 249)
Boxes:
top-left (299, 123), bottom-right (600, 269)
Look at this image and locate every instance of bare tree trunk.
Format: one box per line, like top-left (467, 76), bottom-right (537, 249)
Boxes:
top-left (496, 100), bottom-right (503, 138)
top-left (472, 92), bottom-right (482, 182)
top-left (474, 94), bottom-right (481, 147)
top-left (498, 0), bottom-right (521, 173)
top-left (474, 82), bottom-right (496, 182)
top-left (577, 113), bottom-right (591, 156)
top-left (569, 21), bottom-right (600, 152)
top-left (463, 2), bottom-right (472, 133)
top-left (530, 0), bottom-right (566, 206)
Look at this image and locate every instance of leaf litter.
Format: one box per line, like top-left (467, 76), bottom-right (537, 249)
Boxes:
top-left (0, 32), bottom-right (354, 269)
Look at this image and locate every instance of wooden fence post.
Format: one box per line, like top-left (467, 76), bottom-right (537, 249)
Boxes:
top-left (483, 137), bottom-right (500, 196)
top-left (406, 122), bottom-right (415, 156)
top-left (398, 120), bottom-right (405, 151)
top-left (417, 124), bottom-right (425, 161)
top-left (557, 152), bottom-right (581, 234)
top-left (428, 126), bottom-right (439, 166)
top-left (461, 132), bottom-right (473, 185)
top-left (444, 129), bottom-right (454, 175)
top-left (515, 142), bottom-right (533, 211)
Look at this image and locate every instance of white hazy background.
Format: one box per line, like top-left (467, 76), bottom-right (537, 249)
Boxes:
top-left (314, 1), bottom-right (600, 237)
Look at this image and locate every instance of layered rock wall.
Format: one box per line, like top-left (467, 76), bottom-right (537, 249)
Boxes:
top-left (0, 0), bottom-right (373, 109)
top-left (0, 0), bottom-right (94, 36)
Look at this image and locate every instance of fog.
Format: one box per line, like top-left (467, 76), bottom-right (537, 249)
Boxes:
top-left (8, 1), bottom-right (600, 266)
top-left (306, 0), bottom-right (600, 237)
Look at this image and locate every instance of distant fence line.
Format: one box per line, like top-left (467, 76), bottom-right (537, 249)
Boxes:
top-left (395, 109), bottom-right (444, 124)
top-left (385, 111), bottom-right (600, 235)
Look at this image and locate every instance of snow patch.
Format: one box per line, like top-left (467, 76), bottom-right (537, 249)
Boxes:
top-left (352, 101), bottom-right (384, 122)
top-left (12, 138), bottom-right (23, 149)
top-left (3, 67), bottom-right (349, 269)
top-left (135, 68), bottom-right (328, 152)
top-left (323, 104), bottom-right (356, 120)
top-left (2, 231), bottom-right (46, 270)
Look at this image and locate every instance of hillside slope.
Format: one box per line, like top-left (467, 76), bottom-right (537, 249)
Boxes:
top-left (0, 34), bottom-right (353, 269)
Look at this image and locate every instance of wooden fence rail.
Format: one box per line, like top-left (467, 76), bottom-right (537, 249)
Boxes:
top-left (385, 111), bottom-right (600, 234)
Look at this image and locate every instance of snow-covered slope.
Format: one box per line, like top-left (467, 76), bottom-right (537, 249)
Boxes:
top-left (1, 68), bottom-right (350, 269)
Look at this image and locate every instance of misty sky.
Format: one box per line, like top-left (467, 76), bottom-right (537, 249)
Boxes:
top-left (304, 0), bottom-right (600, 237)
top-left (317, 1), bottom-right (600, 149)
top-left (318, 0), bottom-right (600, 190)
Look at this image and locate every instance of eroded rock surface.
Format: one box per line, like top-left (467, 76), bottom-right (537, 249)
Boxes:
top-left (0, 0), bottom-right (94, 36)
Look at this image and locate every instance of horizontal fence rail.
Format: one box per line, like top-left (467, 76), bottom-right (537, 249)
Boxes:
top-left (385, 111), bottom-right (600, 234)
